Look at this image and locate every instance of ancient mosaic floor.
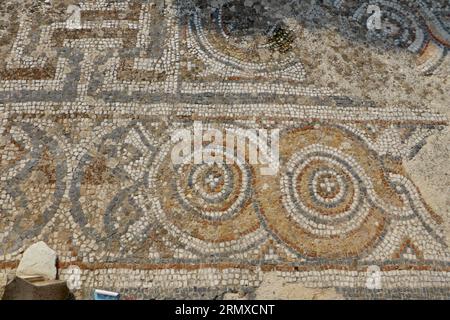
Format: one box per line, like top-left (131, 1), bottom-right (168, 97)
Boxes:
top-left (0, 0), bottom-right (449, 300)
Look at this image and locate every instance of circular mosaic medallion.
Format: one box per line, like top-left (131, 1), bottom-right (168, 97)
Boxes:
top-left (147, 129), bottom-right (266, 256)
top-left (281, 145), bottom-right (370, 237)
top-left (174, 147), bottom-right (251, 220)
top-left (348, 1), bottom-right (428, 52)
top-left (188, 0), bottom-right (305, 81)
top-left (254, 126), bottom-right (392, 259)
top-left (217, 0), bottom-right (294, 55)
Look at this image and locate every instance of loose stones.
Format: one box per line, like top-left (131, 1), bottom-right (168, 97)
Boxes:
top-left (17, 242), bottom-right (57, 280)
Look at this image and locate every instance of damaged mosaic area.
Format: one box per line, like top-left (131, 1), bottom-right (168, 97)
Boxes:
top-left (0, 0), bottom-right (449, 299)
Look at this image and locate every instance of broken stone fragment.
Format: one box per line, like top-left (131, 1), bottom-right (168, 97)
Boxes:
top-left (16, 242), bottom-right (57, 280)
top-left (2, 276), bottom-right (70, 300)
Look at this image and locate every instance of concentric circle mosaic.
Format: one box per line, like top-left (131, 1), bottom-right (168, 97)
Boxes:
top-left (145, 130), bottom-right (267, 257)
top-left (254, 126), bottom-right (388, 259)
top-left (173, 149), bottom-right (251, 221)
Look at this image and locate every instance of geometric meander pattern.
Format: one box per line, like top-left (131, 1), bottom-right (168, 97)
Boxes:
top-left (0, 0), bottom-right (449, 299)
